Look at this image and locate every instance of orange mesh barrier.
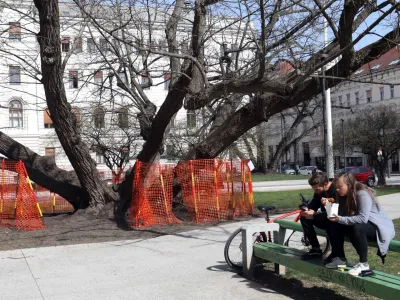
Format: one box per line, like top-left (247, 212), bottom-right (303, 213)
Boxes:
top-left (129, 161), bottom-right (181, 228)
top-left (175, 158), bottom-right (254, 223)
top-left (34, 185), bottom-right (74, 214)
top-left (0, 159), bottom-right (45, 231)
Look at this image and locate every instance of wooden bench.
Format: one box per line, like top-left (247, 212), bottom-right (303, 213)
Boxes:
top-left (241, 220), bottom-right (400, 300)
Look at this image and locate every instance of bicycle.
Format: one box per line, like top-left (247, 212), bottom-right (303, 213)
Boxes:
top-left (224, 193), bottom-right (331, 271)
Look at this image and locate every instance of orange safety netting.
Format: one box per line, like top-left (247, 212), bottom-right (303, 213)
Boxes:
top-left (34, 185), bottom-right (74, 214)
top-left (129, 161), bottom-right (182, 228)
top-left (176, 159), bottom-right (254, 223)
top-left (0, 159), bottom-right (45, 231)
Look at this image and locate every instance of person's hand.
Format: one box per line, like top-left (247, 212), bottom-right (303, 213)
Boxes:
top-left (329, 214), bottom-right (339, 222)
top-left (321, 198), bottom-right (328, 206)
top-left (301, 209), bottom-right (314, 219)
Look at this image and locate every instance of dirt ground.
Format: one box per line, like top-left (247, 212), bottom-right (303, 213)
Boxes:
top-left (0, 209), bottom-right (252, 252)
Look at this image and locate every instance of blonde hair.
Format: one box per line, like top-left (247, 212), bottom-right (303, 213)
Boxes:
top-left (336, 172), bottom-right (379, 215)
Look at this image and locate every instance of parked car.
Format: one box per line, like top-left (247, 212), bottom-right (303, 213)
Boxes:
top-left (280, 164), bottom-right (296, 175)
top-left (283, 167), bottom-right (296, 175)
top-left (299, 166), bottom-right (320, 176)
top-left (338, 166), bottom-right (376, 187)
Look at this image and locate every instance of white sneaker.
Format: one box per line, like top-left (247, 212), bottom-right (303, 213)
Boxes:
top-left (325, 257), bottom-right (347, 269)
top-left (348, 262), bottom-right (370, 276)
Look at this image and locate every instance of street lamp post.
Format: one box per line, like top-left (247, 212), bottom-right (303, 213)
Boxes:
top-left (321, 18), bottom-right (334, 179)
top-left (341, 119), bottom-right (346, 169)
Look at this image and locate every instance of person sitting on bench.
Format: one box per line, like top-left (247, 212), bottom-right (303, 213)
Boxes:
top-left (326, 172), bottom-right (395, 276)
top-left (300, 172), bottom-right (337, 257)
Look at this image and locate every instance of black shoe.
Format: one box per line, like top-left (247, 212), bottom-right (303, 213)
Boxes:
top-left (323, 254), bottom-right (334, 264)
top-left (302, 248), bottom-right (322, 259)
top-left (324, 254), bottom-right (346, 265)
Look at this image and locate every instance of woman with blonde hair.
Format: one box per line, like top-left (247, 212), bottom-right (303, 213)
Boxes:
top-left (325, 172), bottom-right (395, 276)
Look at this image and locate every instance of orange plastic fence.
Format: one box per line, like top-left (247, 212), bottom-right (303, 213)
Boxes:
top-left (129, 159), bottom-right (254, 227)
top-left (129, 161), bottom-right (182, 228)
top-left (0, 159), bottom-right (45, 231)
top-left (176, 159), bottom-right (254, 223)
top-left (34, 185), bottom-right (74, 214)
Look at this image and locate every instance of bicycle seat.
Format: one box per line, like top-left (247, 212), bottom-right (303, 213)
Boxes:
top-left (257, 205), bottom-right (275, 212)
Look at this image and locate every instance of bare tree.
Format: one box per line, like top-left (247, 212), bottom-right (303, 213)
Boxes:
top-left (0, 0), bottom-right (399, 221)
top-left (333, 105), bottom-right (400, 185)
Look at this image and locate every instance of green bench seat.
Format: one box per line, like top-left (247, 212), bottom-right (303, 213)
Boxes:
top-left (253, 242), bottom-right (400, 300)
top-left (241, 219), bottom-right (400, 299)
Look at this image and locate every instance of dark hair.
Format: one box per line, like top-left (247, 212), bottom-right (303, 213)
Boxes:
top-left (308, 172), bottom-right (328, 187)
top-left (336, 172), bottom-right (378, 215)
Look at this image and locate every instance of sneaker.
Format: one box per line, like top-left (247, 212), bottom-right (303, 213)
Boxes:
top-left (348, 262), bottom-right (370, 276)
top-left (325, 257), bottom-right (347, 269)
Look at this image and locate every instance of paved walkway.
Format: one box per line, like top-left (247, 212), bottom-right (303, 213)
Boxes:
top-left (253, 176), bottom-right (400, 192)
top-left (1, 193), bottom-right (399, 300)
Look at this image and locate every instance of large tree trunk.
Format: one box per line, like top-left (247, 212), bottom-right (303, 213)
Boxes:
top-left (33, 0), bottom-right (117, 216)
top-left (0, 131), bottom-right (86, 210)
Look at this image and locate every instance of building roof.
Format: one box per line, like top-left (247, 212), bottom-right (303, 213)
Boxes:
top-left (353, 46), bottom-right (400, 77)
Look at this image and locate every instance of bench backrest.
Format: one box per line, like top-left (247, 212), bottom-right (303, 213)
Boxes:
top-left (274, 219), bottom-right (400, 253)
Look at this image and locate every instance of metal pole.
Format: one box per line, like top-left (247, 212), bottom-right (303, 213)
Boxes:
top-left (342, 119), bottom-right (346, 169)
top-left (323, 17), bottom-right (334, 179)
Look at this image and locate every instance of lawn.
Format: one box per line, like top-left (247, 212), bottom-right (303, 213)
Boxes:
top-left (253, 186), bottom-right (400, 211)
top-left (252, 173), bottom-right (309, 182)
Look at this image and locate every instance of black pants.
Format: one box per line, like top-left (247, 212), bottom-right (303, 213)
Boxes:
top-left (327, 222), bottom-right (376, 262)
top-left (300, 214), bottom-right (330, 249)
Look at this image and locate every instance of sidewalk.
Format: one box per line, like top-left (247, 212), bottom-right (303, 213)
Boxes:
top-left (1, 218), bottom-right (287, 300)
top-left (2, 193), bottom-right (399, 300)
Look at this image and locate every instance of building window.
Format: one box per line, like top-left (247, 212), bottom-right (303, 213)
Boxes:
top-left (61, 37), bottom-right (70, 52)
top-left (94, 71), bottom-right (103, 85)
top-left (9, 100), bottom-right (23, 128)
top-left (43, 109), bottom-right (54, 128)
top-left (71, 107), bottom-right (81, 128)
top-left (118, 71), bottom-right (127, 84)
top-left (75, 37), bottom-right (82, 53)
top-left (9, 22), bottom-right (21, 40)
top-left (93, 107), bottom-right (105, 128)
top-left (390, 85), bottom-right (395, 99)
top-left (338, 95), bottom-right (342, 106)
top-left (99, 38), bottom-right (108, 51)
top-left (118, 108), bottom-right (129, 128)
top-left (87, 38), bottom-right (96, 52)
top-left (355, 91), bottom-right (360, 104)
top-left (187, 110), bottom-right (196, 128)
top-left (9, 66), bottom-right (21, 85)
top-left (380, 87), bottom-right (384, 100)
top-left (366, 89), bottom-right (372, 103)
top-left (45, 147), bottom-right (55, 157)
top-left (141, 72), bottom-right (150, 89)
top-left (69, 71), bottom-right (78, 88)
top-left (346, 94), bottom-right (350, 106)
top-left (96, 151), bottom-right (105, 164)
top-left (164, 73), bottom-right (171, 90)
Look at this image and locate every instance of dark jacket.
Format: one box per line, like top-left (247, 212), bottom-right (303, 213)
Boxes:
top-left (307, 182), bottom-right (337, 216)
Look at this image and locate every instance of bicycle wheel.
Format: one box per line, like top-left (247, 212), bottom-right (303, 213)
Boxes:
top-left (284, 230), bottom-right (330, 256)
top-left (224, 228), bottom-right (269, 271)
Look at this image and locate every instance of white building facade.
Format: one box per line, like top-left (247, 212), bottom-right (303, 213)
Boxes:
top-left (0, 1), bottom-right (251, 176)
top-left (266, 46), bottom-right (400, 172)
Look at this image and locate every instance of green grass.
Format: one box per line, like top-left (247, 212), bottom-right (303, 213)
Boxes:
top-left (252, 173), bottom-right (309, 182)
top-left (254, 187), bottom-right (400, 211)
top-left (253, 190), bottom-right (314, 210)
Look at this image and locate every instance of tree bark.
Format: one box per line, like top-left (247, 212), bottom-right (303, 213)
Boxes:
top-left (33, 0), bottom-right (117, 216)
top-left (0, 131), bottom-right (86, 210)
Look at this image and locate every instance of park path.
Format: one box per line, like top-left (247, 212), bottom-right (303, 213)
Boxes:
top-left (1, 193), bottom-right (399, 300)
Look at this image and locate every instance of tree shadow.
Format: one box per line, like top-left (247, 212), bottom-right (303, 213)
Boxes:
top-left (207, 263), bottom-right (354, 300)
